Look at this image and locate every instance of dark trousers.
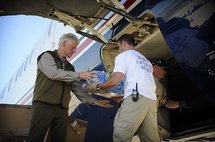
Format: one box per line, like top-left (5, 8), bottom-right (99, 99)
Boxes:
top-left (27, 102), bottom-right (68, 142)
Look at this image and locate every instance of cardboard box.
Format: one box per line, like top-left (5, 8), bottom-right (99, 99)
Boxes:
top-left (0, 104), bottom-right (87, 142)
top-left (66, 117), bottom-right (88, 142)
top-left (0, 104), bottom-right (31, 142)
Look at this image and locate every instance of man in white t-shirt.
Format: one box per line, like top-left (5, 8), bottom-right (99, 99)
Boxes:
top-left (86, 34), bottom-right (160, 142)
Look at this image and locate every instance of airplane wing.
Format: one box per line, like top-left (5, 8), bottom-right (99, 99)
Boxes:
top-left (0, 0), bottom-right (141, 44)
top-left (0, 0), bottom-right (103, 22)
top-left (101, 10), bottom-right (169, 72)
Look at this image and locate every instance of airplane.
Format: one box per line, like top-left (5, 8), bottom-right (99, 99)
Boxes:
top-left (0, 0), bottom-right (215, 142)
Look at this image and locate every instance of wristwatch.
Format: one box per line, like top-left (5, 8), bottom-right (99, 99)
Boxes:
top-left (96, 84), bottom-right (101, 91)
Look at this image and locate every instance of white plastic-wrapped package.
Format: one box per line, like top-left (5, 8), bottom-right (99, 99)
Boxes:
top-left (84, 70), bottom-right (124, 99)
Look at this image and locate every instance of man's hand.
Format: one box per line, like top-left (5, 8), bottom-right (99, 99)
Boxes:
top-left (93, 100), bottom-right (113, 108)
top-left (179, 101), bottom-right (191, 111)
top-left (79, 71), bottom-right (95, 80)
top-left (84, 84), bottom-right (99, 93)
top-left (111, 95), bottom-right (124, 103)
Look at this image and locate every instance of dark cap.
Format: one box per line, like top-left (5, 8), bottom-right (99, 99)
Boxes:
top-left (151, 58), bottom-right (169, 69)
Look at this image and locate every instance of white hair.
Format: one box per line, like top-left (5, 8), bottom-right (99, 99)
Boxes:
top-left (58, 33), bottom-right (79, 46)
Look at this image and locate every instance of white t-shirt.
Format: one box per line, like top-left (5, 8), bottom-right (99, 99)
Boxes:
top-left (113, 50), bottom-right (157, 100)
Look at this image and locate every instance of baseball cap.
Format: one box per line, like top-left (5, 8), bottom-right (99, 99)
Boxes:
top-left (151, 58), bottom-right (169, 70)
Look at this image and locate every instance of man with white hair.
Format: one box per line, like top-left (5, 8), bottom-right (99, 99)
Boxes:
top-left (27, 33), bottom-right (112, 142)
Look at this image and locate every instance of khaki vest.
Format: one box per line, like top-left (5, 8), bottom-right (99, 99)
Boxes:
top-left (33, 50), bottom-right (75, 109)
